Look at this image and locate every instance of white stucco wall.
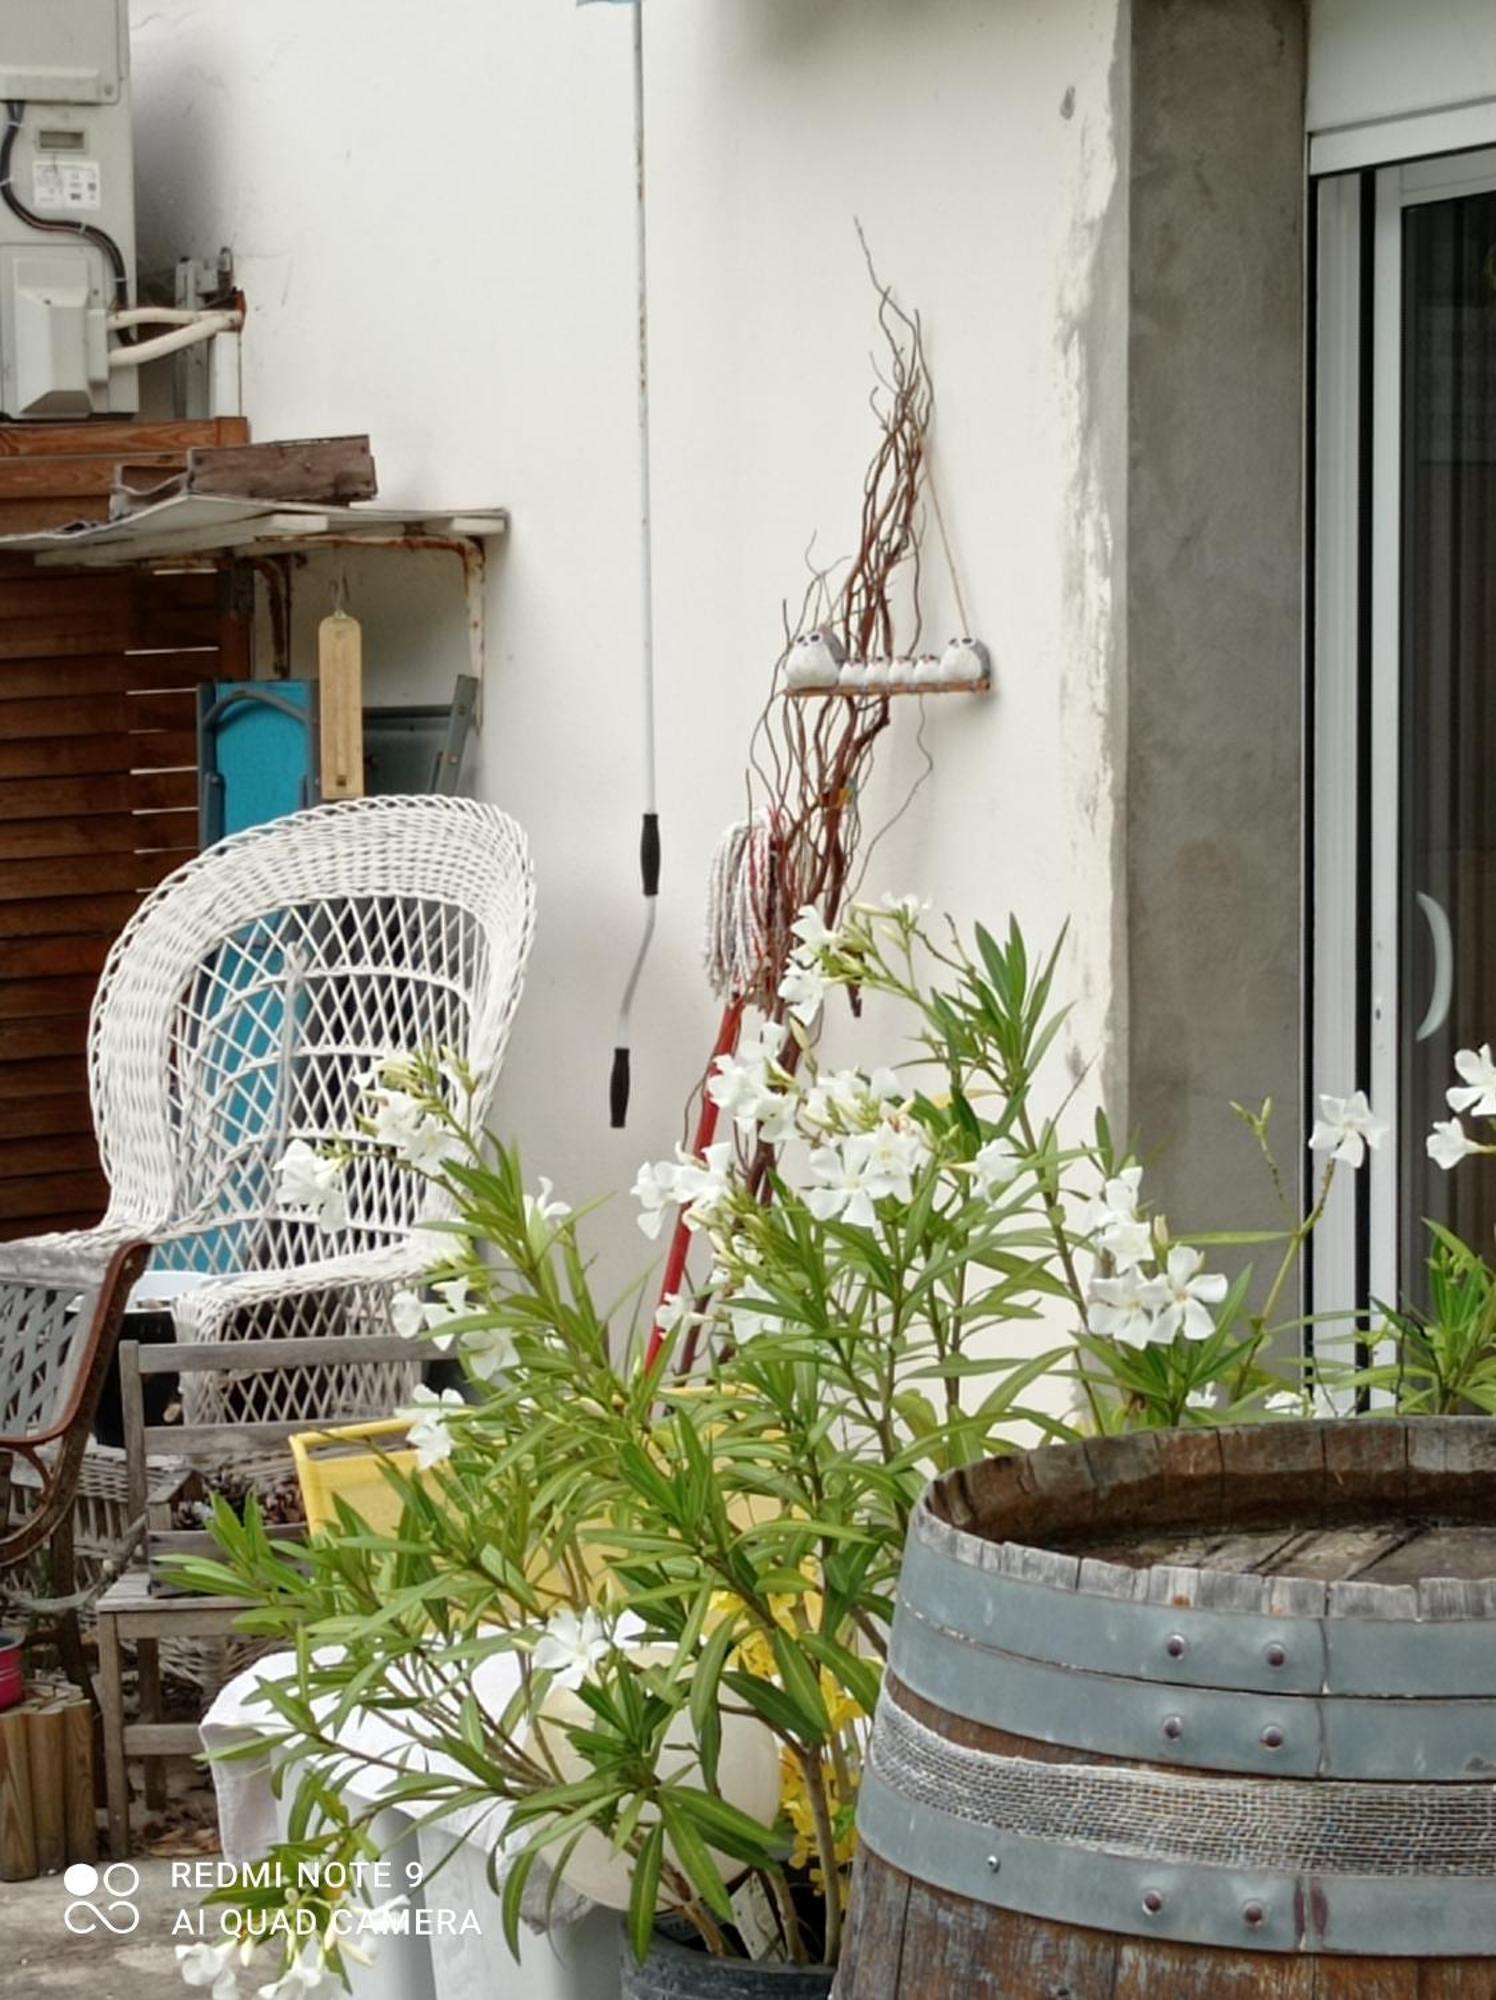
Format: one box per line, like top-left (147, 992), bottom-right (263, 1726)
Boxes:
top-left (128, 0), bottom-right (1127, 1297)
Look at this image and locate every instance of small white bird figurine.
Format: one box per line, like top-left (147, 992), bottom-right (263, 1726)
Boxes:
top-left (887, 656), bottom-right (915, 687)
top-left (838, 658), bottom-right (870, 691)
top-left (864, 656), bottom-right (893, 688)
top-left (940, 636), bottom-right (990, 686)
top-left (786, 629), bottom-right (844, 690)
top-left (913, 653), bottom-right (944, 686)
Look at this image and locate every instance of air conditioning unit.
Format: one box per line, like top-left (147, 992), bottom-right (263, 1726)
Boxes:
top-left (0, 0), bottom-right (136, 418)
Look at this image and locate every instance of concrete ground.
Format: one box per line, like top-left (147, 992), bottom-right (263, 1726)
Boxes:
top-left (0, 1858), bottom-right (187, 1999)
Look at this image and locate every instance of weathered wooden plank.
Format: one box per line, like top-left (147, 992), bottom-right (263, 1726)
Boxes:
top-left (127, 729), bottom-right (198, 771)
top-left (0, 654), bottom-right (129, 702)
top-left (0, 1057), bottom-right (86, 1099)
top-left (0, 734), bottom-right (132, 780)
top-left (0, 851), bottom-right (174, 901)
top-left (1217, 1422), bottom-right (1326, 1525)
top-left (125, 687), bottom-right (197, 733)
top-left (1113, 1936), bottom-right (1316, 1997)
top-left (132, 809), bottom-right (196, 853)
top-left (0, 935), bottom-right (111, 978)
top-left (0, 1014), bottom-right (87, 1060)
top-left (0, 1143), bottom-right (97, 1196)
top-left (0, 892), bottom-right (139, 937)
top-left (175, 434), bottom-right (376, 505)
top-left (1315, 1959), bottom-right (1418, 1999)
top-left (839, 1851), bottom-right (910, 1996)
top-left (0, 417), bottom-right (247, 459)
top-left (0, 1093), bottom-right (92, 1140)
top-left (0, 975), bottom-right (100, 1019)
top-left (0, 575), bottom-right (130, 619)
top-left (0, 815), bottom-right (140, 861)
top-left (0, 1168), bottom-right (106, 1221)
top-left (0, 454), bottom-right (181, 500)
top-left (123, 647), bottom-right (221, 689)
top-left (130, 767), bottom-right (198, 812)
top-left (0, 693), bottom-right (128, 740)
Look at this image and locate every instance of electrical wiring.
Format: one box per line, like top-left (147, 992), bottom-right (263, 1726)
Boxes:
top-left (0, 100), bottom-right (132, 318)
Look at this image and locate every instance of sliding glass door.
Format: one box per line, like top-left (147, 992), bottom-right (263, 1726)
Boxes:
top-left (1314, 149), bottom-right (1496, 1330)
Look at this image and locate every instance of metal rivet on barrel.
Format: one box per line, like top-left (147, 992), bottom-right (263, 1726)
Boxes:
top-left (1162, 1714), bottom-right (1184, 1741)
top-left (1141, 1890), bottom-right (1165, 1917)
top-left (1264, 1642), bottom-right (1288, 1668)
top-left (985, 1854), bottom-right (1001, 1874)
top-left (1165, 1633), bottom-right (1187, 1659)
top-left (1260, 1724), bottom-right (1285, 1750)
top-left (1242, 1902), bottom-right (1267, 1929)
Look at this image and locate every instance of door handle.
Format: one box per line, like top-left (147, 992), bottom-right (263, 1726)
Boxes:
top-left (1415, 891), bottom-right (1453, 1042)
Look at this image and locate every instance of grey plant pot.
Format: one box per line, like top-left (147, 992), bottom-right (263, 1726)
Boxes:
top-left (618, 1921), bottom-right (836, 2000)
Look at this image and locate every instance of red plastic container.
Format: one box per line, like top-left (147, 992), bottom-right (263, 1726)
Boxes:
top-left (0, 1634), bottom-right (23, 1711)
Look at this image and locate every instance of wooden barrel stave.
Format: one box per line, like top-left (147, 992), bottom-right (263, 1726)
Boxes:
top-left (842, 1419), bottom-right (1496, 1996)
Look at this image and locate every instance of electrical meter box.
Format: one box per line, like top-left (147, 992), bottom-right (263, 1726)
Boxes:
top-left (0, 0), bottom-right (136, 418)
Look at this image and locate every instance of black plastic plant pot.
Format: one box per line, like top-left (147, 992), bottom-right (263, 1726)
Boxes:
top-left (618, 1921), bottom-right (836, 2000)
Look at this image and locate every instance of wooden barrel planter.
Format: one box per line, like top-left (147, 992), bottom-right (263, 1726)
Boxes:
top-left (840, 1420), bottom-right (1496, 1997)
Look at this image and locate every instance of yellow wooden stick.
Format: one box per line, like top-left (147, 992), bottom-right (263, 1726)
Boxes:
top-left (318, 609), bottom-right (364, 800)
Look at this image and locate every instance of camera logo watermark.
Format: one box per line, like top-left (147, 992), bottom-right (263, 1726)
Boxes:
top-left (63, 1861), bottom-right (141, 1936)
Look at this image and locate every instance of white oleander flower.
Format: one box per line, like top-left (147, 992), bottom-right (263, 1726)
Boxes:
top-left (531, 1607), bottom-right (613, 1690)
top-left (803, 1142), bottom-right (879, 1229)
top-left (461, 1324), bottom-right (518, 1382)
top-left (390, 1289), bottom-right (427, 1340)
top-left (790, 905), bottom-right (840, 956)
top-left (845, 1121), bottom-right (928, 1205)
top-left (970, 1136), bottom-right (1020, 1198)
top-left (778, 958), bottom-right (830, 1027)
top-left (878, 892), bottom-right (931, 921)
top-left (654, 1290), bottom-right (706, 1340)
top-left (1087, 1267), bottom-right (1162, 1348)
top-left (275, 1140), bottom-right (347, 1232)
top-left (1309, 1090), bottom-right (1387, 1169)
top-left (1448, 1045), bottom-right (1496, 1119)
top-left (1265, 1389), bottom-right (1311, 1416)
top-left (1080, 1166), bottom-right (1144, 1237)
top-left (674, 1142), bottom-right (734, 1232)
top-left (256, 1943), bottom-right (330, 2000)
top-left (1100, 1216), bottom-right (1156, 1272)
top-left (1428, 1117), bottom-right (1481, 1172)
top-left (395, 1385), bottom-right (466, 1469)
top-left (1148, 1245), bottom-right (1228, 1343)
top-left (177, 1941), bottom-right (239, 2000)
top-left (632, 1156), bottom-right (681, 1238)
top-left (524, 1177), bottom-right (571, 1233)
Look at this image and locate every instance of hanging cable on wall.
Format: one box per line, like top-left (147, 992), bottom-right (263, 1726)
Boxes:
top-left (581, 0), bottom-right (659, 1128)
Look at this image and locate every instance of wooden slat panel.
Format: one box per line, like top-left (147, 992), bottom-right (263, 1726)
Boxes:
top-left (0, 1134), bottom-right (99, 1179)
top-left (0, 694), bottom-right (127, 740)
top-left (0, 456), bottom-right (181, 500)
top-left (0, 576), bottom-right (130, 619)
top-left (0, 977), bottom-right (100, 1020)
top-left (0, 418), bottom-right (248, 458)
top-left (0, 735), bottom-right (132, 779)
top-left (129, 603), bottom-right (222, 651)
top-left (119, 648), bottom-right (220, 689)
top-left (0, 1212), bottom-right (99, 1241)
top-left (0, 852), bottom-right (176, 902)
top-left (0, 815), bottom-right (139, 860)
top-left (137, 570), bottom-right (219, 610)
top-left (0, 656), bottom-right (133, 701)
top-left (132, 810), bottom-right (196, 852)
top-left (0, 1095), bottom-right (91, 1140)
top-left (130, 768), bottom-right (196, 812)
top-left (127, 730), bottom-right (197, 770)
top-left (0, 936), bottom-right (110, 978)
top-left (0, 772), bottom-right (130, 819)
top-left (0, 1015), bottom-right (89, 1060)
top-left (0, 498), bottom-right (109, 532)
top-left (126, 689), bottom-right (196, 733)
top-left (0, 893), bottom-right (140, 938)
top-left (0, 1170), bottom-right (107, 1221)
top-left (0, 1058), bottom-right (86, 1099)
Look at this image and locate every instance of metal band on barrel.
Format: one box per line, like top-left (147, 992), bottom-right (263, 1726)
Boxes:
top-left (858, 1688), bottom-right (1496, 1956)
top-left (902, 1510), bottom-right (1496, 1699)
top-left (888, 1598), bottom-right (1496, 1780)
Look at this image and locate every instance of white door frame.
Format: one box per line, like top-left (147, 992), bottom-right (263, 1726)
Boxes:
top-left (1312, 143), bottom-right (1496, 1346)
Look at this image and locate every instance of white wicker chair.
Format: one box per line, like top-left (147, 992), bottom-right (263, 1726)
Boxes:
top-left (0, 794), bottom-right (534, 1513)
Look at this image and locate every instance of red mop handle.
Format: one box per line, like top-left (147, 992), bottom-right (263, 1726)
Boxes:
top-left (646, 996), bottom-right (745, 1367)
